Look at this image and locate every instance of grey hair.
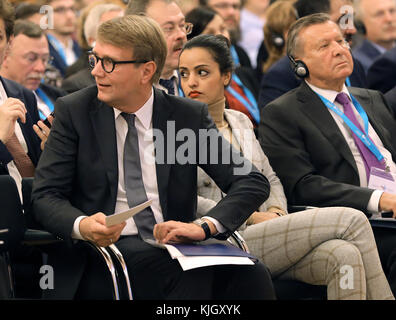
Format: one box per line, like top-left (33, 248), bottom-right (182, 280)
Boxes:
top-left (286, 12), bottom-right (331, 58)
top-left (125, 0), bottom-right (178, 15)
top-left (84, 4), bottom-right (124, 44)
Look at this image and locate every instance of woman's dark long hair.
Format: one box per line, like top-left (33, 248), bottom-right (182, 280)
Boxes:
top-left (185, 6), bottom-right (218, 40)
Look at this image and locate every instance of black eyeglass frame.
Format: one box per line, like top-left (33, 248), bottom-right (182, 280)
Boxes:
top-left (88, 51), bottom-right (149, 73)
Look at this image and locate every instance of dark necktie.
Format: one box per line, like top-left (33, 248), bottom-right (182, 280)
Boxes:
top-left (335, 92), bottom-right (386, 179)
top-left (159, 78), bottom-right (175, 95)
top-left (5, 133), bottom-right (35, 177)
top-left (121, 113), bottom-right (156, 240)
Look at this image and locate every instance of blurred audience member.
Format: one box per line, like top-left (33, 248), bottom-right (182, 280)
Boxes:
top-left (186, 6), bottom-right (259, 126)
top-left (126, 0), bottom-right (191, 96)
top-left (1, 20), bottom-right (65, 124)
top-left (200, 0), bottom-right (253, 68)
top-left (367, 45), bottom-right (396, 93)
top-left (239, 0), bottom-right (269, 69)
top-left (0, 0), bottom-right (49, 194)
top-left (43, 0), bottom-right (81, 78)
top-left (15, 2), bottom-right (44, 25)
top-left (259, 0), bottom-right (297, 75)
top-left (258, 0), bottom-right (367, 109)
top-left (14, 2), bottom-right (63, 87)
top-left (62, 2), bottom-right (124, 93)
top-left (65, 0), bottom-right (125, 78)
top-left (353, 0), bottom-right (396, 73)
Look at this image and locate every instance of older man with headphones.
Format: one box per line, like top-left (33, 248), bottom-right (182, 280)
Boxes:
top-left (259, 12), bottom-right (396, 295)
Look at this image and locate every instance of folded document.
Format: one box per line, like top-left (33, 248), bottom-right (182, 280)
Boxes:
top-left (146, 239), bottom-right (257, 271)
top-left (105, 200), bottom-right (152, 227)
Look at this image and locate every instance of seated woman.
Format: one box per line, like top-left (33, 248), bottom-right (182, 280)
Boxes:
top-left (178, 34), bottom-right (394, 300)
top-left (186, 6), bottom-right (260, 128)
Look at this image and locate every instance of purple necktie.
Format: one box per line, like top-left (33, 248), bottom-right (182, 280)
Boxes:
top-left (335, 92), bottom-right (386, 180)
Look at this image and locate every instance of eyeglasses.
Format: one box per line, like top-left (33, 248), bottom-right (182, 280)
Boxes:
top-left (88, 52), bottom-right (149, 73)
top-left (212, 2), bottom-right (241, 11)
top-left (23, 53), bottom-right (53, 65)
top-left (162, 22), bottom-right (194, 37)
top-left (53, 6), bottom-right (77, 14)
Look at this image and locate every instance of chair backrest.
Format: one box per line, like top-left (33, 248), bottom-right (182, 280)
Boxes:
top-left (0, 175), bottom-right (26, 252)
top-left (21, 177), bottom-right (40, 229)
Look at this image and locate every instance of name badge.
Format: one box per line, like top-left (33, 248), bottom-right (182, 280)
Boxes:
top-left (368, 167), bottom-right (396, 194)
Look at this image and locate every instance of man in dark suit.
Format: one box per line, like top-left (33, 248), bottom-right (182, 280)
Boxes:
top-left (31, 14), bottom-right (275, 300)
top-left (259, 13), bottom-right (396, 294)
top-left (367, 46), bottom-right (396, 94)
top-left (352, 0), bottom-right (396, 73)
top-left (258, 0), bottom-right (368, 109)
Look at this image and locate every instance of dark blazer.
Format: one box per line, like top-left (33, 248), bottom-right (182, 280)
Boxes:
top-left (48, 36), bottom-right (81, 78)
top-left (31, 86), bottom-right (269, 298)
top-left (61, 68), bottom-right (95, 94)
top-left (367, 46), bottom-right (396, 94)
top-left (259, 81), bottom-right (396, 213)
top-left (0, 77), bottom-right (41, 174)
top-left (38, 82), bottom-right (67, 105)
top-left (258, 55), bottom-right (368, 109)
top-left (352, 39), bottom-right (382, 74)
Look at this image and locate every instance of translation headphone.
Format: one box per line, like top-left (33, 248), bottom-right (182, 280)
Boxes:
top-left (271, 31), bottom-right (285, 49)
top-left (288, 55), bottom-right (309, 78)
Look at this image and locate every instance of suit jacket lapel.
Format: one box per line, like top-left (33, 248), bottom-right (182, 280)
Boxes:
top-left (297, 82), bottom-right (359, 174)
top-left (90, 99), bottom-right (118, 205)
top-left (152, 88), bottom-right (174, 219)
top-left (350, 88), bottom-right (396, 160)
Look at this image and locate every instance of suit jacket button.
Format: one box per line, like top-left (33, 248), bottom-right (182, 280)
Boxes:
top-left (204, 180), bottom-right (211, 186)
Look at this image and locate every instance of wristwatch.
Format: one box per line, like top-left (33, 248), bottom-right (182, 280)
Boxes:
top-left (193, 218), bottom-right (211, 240)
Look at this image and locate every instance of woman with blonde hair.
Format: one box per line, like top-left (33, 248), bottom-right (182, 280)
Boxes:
top-left (257, 0), bottom-right (297, 76)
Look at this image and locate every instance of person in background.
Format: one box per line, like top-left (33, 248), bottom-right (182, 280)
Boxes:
top-left (0, 20), bottom-right (65, 131)
top-left (352, 0), bottom-right (396, 73)
top-left (199, 0), bottom-right (253, 68)
top-left (258, 0), bottom-right (297, 76)
top-left (126, 0), bottom-right (191, 96)
top-left (42, 0), bottom-right (81, 78)
top-left (238, 0), bottom-right (269, 69)
top-left (186, 5), bottom-right (260, 127)
top-left (179, 33), bottom-right (394, 300)
top-left (61, 2), bottom-right (124, 93)
top-left (64, 0), bottom-right (125, 78)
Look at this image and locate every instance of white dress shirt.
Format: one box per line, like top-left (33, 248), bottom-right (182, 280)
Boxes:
top-left (306, 81), bottom-right (396, 213)
top-left (72, 88), bottom-right (224, 239)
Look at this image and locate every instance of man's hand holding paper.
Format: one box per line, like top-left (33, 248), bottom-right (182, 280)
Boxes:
top-left (79, 212), bottom-right (126, 247)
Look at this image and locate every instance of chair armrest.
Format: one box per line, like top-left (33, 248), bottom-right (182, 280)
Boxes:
top-left (22, 229), bottom-right (61, 246)
top-left (227, 231), bottom-right (250, 253)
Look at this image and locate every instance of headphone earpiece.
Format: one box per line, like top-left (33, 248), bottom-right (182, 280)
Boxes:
top-left (288, 55), bottom-right (309, 78)
top-left (271, 32), bottom-right (285, 49)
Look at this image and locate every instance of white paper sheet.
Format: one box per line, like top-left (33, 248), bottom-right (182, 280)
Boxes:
top-left (105, 199), bottom-right (153, 227)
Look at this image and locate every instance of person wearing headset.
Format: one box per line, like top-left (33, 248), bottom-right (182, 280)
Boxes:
top-left (259, 12), bottom-right (396, 296)
top-left (256, 0), bottom-right (298, 79)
